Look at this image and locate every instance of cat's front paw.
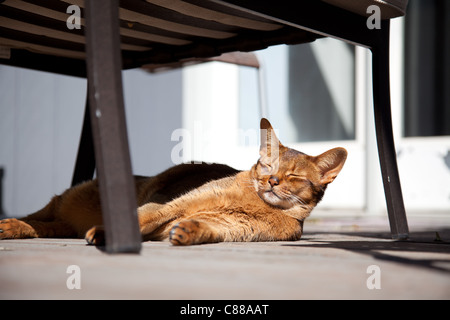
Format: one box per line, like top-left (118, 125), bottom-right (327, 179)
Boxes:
top-left (85, 225), bottom-right (105, 246)
top-left (169, 220), bottom-right (201, 246)
top-left (0, 218), bottom-right (35, 239)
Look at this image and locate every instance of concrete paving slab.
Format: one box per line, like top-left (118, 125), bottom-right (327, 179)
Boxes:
top-left (1, 215), bottom-right (449, 300)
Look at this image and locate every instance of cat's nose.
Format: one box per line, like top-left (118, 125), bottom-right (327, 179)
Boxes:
top-left (268, 176), bottom-right (279, 187)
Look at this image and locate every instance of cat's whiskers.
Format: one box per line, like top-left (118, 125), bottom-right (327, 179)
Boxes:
top-left (289, 193), bottom-right (309, 208)
top-left (240, 178), bottom-right (259, 190)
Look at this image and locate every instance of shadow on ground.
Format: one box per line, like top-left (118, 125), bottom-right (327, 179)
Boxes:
top-left (289, 228), bottom-right (450, 274)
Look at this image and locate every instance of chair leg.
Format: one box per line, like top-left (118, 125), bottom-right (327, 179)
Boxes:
top-left (72, 90), bottom-right (95, 187)
top-left (85, 0), bottom-right (141, 253)
top-left (371, 20), bottom-right (409, 240)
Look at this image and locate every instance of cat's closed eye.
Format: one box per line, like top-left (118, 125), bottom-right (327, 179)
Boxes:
top-left (286, 173), bottom-right (307, 180)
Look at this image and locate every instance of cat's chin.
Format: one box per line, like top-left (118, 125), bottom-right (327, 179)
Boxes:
top-left (260, 190), bottom-right (294, 209)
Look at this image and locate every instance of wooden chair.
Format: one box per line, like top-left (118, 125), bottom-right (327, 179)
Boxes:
top-left (0, 0), bottom-right (409, 253)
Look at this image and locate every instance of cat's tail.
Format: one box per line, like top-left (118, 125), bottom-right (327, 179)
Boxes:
top-left (20, 195), bottom-right (60, 222)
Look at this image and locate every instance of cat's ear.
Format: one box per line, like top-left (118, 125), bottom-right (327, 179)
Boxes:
top-left (314, 147), bottom-right (347, 185)
top-left (260, 118), bottom-right (282, 157)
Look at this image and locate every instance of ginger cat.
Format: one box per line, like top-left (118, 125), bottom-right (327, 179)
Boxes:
top-left (0, 119), bottom-right (347, 246)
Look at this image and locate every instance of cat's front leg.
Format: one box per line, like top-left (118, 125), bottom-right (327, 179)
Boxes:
top-left (137, 202), bottom-right (184, 239)
top-left (85, 225), bottom-right (105, 245)
top-left (84, 207), bottom-right (164, 246)
top-left (85, 202), bottom-right (184, 245)
top-left (169, 219), bottom-right (220, 245)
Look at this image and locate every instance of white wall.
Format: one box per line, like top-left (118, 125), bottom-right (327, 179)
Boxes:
top-left (0, 66), bottom-right (182, 218)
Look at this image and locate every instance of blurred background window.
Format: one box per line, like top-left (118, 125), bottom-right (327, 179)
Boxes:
top-left (404, 0), bottom-right (450, 137)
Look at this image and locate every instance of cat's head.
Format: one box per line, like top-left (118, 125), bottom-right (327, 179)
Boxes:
top-left (251, 118), bottom-right (347, 212)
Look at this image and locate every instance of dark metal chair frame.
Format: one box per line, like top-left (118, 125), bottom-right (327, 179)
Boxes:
top-left (0, 0), bottom-right (409, 253)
